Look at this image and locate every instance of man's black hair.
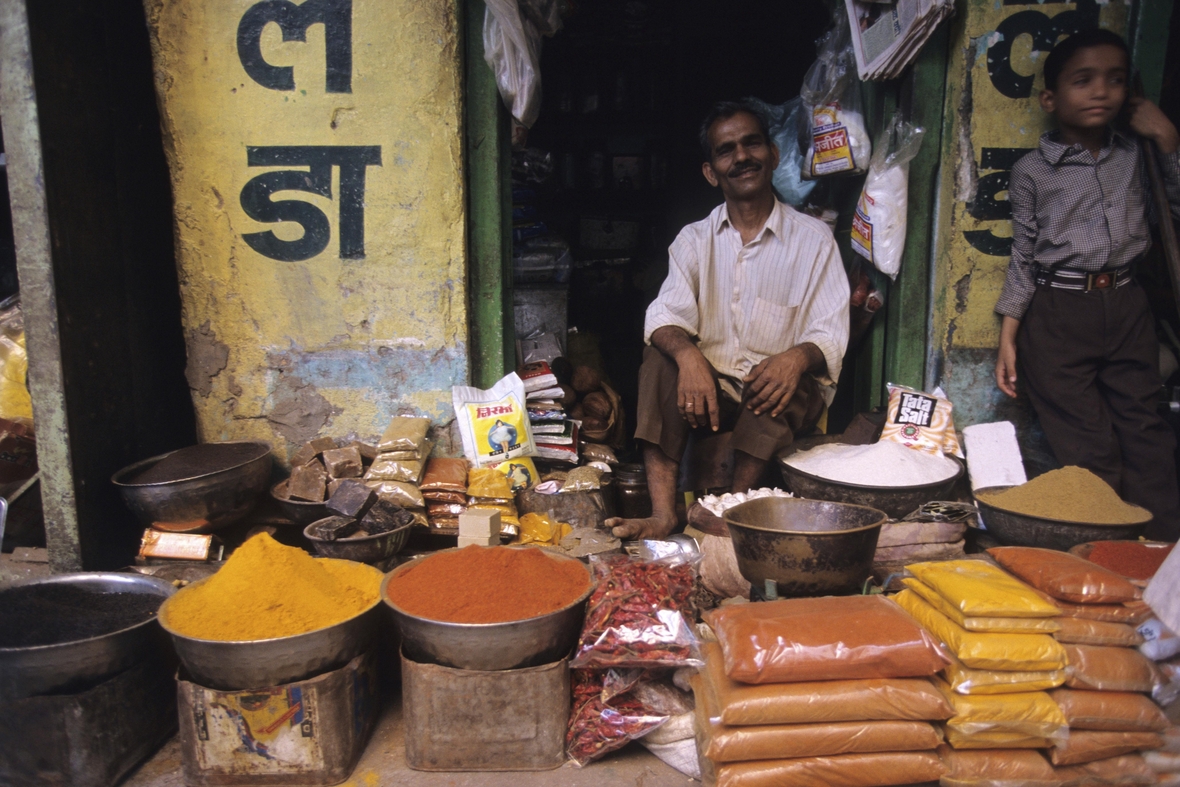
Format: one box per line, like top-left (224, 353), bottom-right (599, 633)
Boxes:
top-left (1043, 27), bottom-right (1129, 92)
top-left (699, 100), bottom-right (773, 162)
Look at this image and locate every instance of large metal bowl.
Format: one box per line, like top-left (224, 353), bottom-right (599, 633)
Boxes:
top-left (381, 547), bottom-right (594, 671)
top-left (725, 497), bottom-right (887, 597)
top-left (304, 518), bottom-right (412, 564)
top-left (0, 572), bottom-right (176, 700)
top-left (158, 561), bottom-right (384, 690)
top-left (112, 441), bottom-right (273, 533)
top-left (778, 435), bottom-right (964, 519)
top-left (974, 486), bottom-right (1148, 551)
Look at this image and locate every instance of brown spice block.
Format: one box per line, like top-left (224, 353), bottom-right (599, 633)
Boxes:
top-left (322, 446), bottom-right (364, 479)
top-left (347, 440), bottom-right (378, 462)
top-left (308, 516), bottom-right (360, 542)
top-left (328, 478), bottom-right (344, 497)
top-left (326, 479), bottom-right (377, 519)
top-left (360, 499), bottom-right (415, 534)
top-left (291, 436), bottom-right (338, 467)
top-left (288, 459), bottom-right (328, 502)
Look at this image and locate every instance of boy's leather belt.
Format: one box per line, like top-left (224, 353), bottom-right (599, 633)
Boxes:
top-left (1034, 266), bottom-right (1133, 291)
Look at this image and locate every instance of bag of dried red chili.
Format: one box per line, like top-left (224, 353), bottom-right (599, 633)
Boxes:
top-left (571, 553), bottom-right (703, 670)
top-left (565, 669), bottom-right (669, 767)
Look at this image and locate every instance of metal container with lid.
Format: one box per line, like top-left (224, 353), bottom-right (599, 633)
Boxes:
top-left (613, 462), bottom-right (652, 519)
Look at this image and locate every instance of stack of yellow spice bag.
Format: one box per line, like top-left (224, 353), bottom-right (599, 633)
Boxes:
top-left (893, 559), bottom-right (1071, 754)
top-left (989, 547), bottom-right (1167, 779)
top-left (694, 596), bottom-right (952, 787)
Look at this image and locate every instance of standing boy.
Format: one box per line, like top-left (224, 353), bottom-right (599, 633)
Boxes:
top-left (994, 28), bottom-right (1180, 542)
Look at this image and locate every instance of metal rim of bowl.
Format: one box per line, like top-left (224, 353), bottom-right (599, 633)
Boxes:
top-left (778, 439), bottom-right (965, 492)
top-left (0, 572), bottom-right (176, 654)
top-left (303, 519), bottom-right (413, 544)
top-left (380, 546), bottom-right (595, 630)
top-left (157, 559), bottom-right (386, 645)
top-left (111, 440), bottom-right (273, 487)
top-left (724, 497), bottom-right (889, 536)
top-left (974, 485), bottom-right (1153, 527)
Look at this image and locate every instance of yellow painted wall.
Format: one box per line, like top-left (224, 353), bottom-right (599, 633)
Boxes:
top-left (143, 0), bottom-right (467, 461)
top-left (929, 0), bottom-right (1127, 432)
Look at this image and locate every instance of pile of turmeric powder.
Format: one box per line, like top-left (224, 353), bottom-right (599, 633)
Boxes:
top-left (161, 532), bottom-right (380, 641)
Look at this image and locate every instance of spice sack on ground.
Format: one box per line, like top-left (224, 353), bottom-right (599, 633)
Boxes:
top-left (384, 545), bottom-right (591, 624)
top-left (975, 467), bottom-right (1151, 525)
top-left (161, 532), bottom-right (380, 641)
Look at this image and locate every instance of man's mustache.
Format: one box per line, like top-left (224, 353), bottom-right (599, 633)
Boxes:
top-left (728, 161), bottom-right (761, 177)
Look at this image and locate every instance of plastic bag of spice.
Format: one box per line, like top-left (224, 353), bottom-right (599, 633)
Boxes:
top-left (1049, 689), bottom-right (1169, 733)
top-left (936, 679), bottom-right (1069, 743)
top-left (1049, 731), bottom-right (1164, 767)
top-left (363, 480), bottom-right (425, 509)
top-left (879, 383), bottom-right (964, 457)
top-left (937, 744), bottom-right (1063, 787)
top-left (565, 669), bottom-right (668, 767)
top-left (989, 547), bottom-right (1141, 605)
top-left (1053, 754), bottom-right (1157, 786)
top-left (901, 578), bottom-right (1061, 634)
top-left (1054, 598), bottom-right (1154, 625)
top-left (364, 456), bottom-right (424, 485)
top-left (942, 654), bottom-right (1067, 695)
top-left (377, 416), bottom-right (431, 454)
top-left (1063, 644), bottom-right (1165, 693)
top-left (906, 560), bottom-right (1060, 618)
top-left (705, 595), bottom-right (949, 684)
top-left (419, 457), bottom-right (469, 493)
top-left (1054, 616), bottom-right (1144, 647)
top-left (571, 553), bottom-right (702, 670)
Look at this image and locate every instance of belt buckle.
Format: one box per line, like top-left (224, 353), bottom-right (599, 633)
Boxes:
top-left (1086, 272), bottom-right (1113, 290)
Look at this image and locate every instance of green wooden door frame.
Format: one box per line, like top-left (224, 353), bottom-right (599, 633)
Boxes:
top-left (1130, 0), bottom-right (1173, 102)
top-left (464, 0), bottom-right (514, 389)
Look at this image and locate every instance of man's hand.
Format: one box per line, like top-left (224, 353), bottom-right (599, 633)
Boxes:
top-left (743, 344), bottom-right (822, 418)
top-left (650, 326), bottom-right (721, 431)
top-left (995, 315), bottom-right (1020, 398)
top-left (1129, 97), bottom-right (1180, 155)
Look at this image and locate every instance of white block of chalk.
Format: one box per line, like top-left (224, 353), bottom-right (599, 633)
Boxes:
top-left (457, 535), bottom-right (499, 548)
top-left (459, 509), bottom-right (500, 538)
top-left (963, 421), bottom-right (1027, 491)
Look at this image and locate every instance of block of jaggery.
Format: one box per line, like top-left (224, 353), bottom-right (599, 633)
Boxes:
top-left (360, 499), bottom-right (416, 534)
top-left (459, 509), bottom-right (500, 538)
top-left (291, 436), bottom-right (338, 467)
top-left (326, 479), bottom-right (377, 519)
top-left (347, 441), bottom-right (379, 463)
top-left (308, 516), bottom-right (360, 542)
top-left (288, 459), bottom-right (327, 502)
top-left (322, 446), bottom-right (364, 479)
top-left (327, 478), bottom-right (344, 497)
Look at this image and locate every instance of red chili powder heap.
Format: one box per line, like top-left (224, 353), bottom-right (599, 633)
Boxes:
top-left (385, 545), bottom-right (591, 624)
top-left (1085, 541), bottom-right (1174, 581)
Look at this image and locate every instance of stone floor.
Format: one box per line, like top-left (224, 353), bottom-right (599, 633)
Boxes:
top-left (122, 699), bottom-right (698, 787)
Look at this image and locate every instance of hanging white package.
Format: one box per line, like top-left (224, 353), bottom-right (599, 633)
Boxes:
top-left (482, 0), bottom-right (561, 128)
top-left (801, 12), bottom-right (871, 178)
top-left (850, 112), bottom-right (925, 279)
top-left (452, 372), bottom-right (536, 467)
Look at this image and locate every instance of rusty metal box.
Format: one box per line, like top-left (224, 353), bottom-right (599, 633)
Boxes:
top-left (178, 651), bottom-right (377, 786)
top-left (402, 652), bottom-right (569, 771)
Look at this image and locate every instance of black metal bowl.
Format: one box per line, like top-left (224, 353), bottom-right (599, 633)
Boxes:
top-left (973, 486), bottom-right (1148, 551)
top-left (303, 518), bottom-right (412, 564)
top-left (724, 497), bottom-right (887, 597)
top-left (271, 479), bottom-right (333, 525)
top-left (777, 435), bottom-right (964, 519)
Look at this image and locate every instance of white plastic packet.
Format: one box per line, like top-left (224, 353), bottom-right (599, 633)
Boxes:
top-left (801, 12), bottom-right (871, 178)
top-left (452, 372), bottom-right (536, 467)
top-left (851, 112), bottom-right (925, 279)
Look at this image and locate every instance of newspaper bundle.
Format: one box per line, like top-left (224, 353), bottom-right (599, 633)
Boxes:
top-left (845, 0), bottom-right (954, 81)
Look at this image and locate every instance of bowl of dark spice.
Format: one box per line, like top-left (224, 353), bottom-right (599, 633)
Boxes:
top-left (974, 467), bottom-right (1151, 551)
top-left (0, 572), bottom-right (176, 700)
top-left (303, 496), bottom-right (415, 564)
top-left (112, 441), bottom-right (272, 533)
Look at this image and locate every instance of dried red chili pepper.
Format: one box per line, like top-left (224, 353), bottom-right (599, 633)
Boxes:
top-left (565, 669), bottom-right (668, 767)
top-left (571, 554), bottom-right (702, 669)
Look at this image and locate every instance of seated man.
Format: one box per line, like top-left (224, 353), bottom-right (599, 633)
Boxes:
top-left (607, 100), bottom-right (850, 540)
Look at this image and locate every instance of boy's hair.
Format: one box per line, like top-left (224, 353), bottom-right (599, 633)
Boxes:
top-left (698, 100), bottom-right (772, 162)
top-left (1043, 27), bottom-right (1129, 91)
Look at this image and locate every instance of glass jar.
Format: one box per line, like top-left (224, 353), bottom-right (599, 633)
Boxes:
top-left (613, 463), bottom-right (652, 519)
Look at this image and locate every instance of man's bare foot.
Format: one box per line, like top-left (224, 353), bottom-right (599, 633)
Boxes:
top-left (606, 512), bottom-right (677, 540)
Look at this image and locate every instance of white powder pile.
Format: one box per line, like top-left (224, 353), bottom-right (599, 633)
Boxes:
top-left (783, 441), bottom-right (959, 487)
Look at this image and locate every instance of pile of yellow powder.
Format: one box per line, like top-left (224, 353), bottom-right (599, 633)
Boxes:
top-left (162, 532), bottom-right (380, 641)
top-left (976, 467), bottom-right (1151, 525)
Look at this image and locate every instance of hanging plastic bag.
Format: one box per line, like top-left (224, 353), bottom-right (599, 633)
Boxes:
top-left (571, 552), bottom-right (702, 670)
top-left (746, 97), bottom-right (816, 206)
top-left (453, 372), bottom-right (536, 467)
top-left (482, 0), bottom-right (561, 128)
top-left (800, 13), bottom-right (870, 178)
top-left (850, 112), bottom-right (924, 279)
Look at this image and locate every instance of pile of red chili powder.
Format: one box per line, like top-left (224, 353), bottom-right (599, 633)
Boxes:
top-left (385, 545), bottom-right (591, 624)
top-left (1084, 541), bottom-right (1174, 581)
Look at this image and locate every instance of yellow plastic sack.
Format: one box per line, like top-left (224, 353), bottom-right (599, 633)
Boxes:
top-left (0, 330), bottom-right (31, 426)
top-left (894, 590), bottom-right (1068, 671)
top-left (902, 579), bottom-right (1061, 634)
top-left (943, 654), bottom-right (1067, 695)
top-left (943, 728), bottom-right (1053, 750)
top-left (907, 560), bottom-right (1060, 618)
top-left (515, 512), bottom-right (571, 546)
top-left (936, 679), bottom-right (1068, 742)
top-left (466, 467), bottom-right (515, 500)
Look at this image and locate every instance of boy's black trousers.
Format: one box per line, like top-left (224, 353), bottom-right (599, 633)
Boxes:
top-left (1018, 281), bottom-right (1180, 541)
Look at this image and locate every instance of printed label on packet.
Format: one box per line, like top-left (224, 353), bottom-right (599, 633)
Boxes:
top-left (452, 372), bottom-right (537, 467)
top-left (880, 383), bottom-right (964, 457)
top-left (850, 193), bottom-right (874, 262)
top-left (811, 106), bottom-right (855, 176)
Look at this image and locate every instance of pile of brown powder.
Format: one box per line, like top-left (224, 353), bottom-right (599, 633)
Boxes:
top-left (975, 467), bottom-right (1150, 525)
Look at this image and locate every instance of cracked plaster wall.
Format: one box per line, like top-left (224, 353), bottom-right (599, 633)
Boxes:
top-left (144, 0), bottom-right (467, 462)
top-left (930, 0), bottom-right (1128, 446)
